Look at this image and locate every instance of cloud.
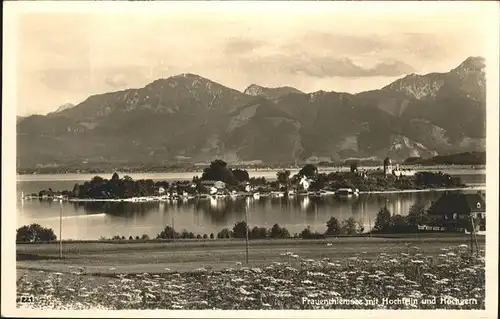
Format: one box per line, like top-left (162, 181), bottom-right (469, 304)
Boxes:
top-left (105, 74), bottom-right (128, 88)
top-left (292, 57), bottom-right (415, 78)
top-left (235, 51), bottom-right (415, 79)
top-left (223, 37), bottom-right (266, 55)
top-left (295, 32), bottom-right (386, 56)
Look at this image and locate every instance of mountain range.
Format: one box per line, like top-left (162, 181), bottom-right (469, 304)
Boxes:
top-left (16, 57), bottom-right (486, 167)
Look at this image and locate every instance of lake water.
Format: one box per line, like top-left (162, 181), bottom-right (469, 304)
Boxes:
top-left (16, 171), bottom-right (486, 240)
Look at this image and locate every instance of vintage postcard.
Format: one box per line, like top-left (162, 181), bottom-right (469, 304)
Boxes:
top-left (2, 1), bottom-right (499, 318)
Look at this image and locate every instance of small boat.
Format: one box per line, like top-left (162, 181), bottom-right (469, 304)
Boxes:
top-left (309, 190), bottom-right (325, 198)
top-left (253, 192), bottom-right (260, 199)
top-left (335, 188), bottom-right (358, 197)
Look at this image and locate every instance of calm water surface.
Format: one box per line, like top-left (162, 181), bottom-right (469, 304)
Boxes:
top-left (16, 171), bottom-right (486, 240)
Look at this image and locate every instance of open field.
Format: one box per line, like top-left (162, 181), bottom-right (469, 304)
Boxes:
top-left (17, 235), bottom-right (484, 275)
top-left (16, 236), bottom-right (486, 310)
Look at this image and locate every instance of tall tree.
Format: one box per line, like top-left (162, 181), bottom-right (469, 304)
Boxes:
top-left (232, 221), bottom-right (249, 239)
top-left (16, 224), bottom-right (57, 242)
top-left (201, 160), bottom-right (237, 185)
top-left (231, 168), bottom-right (250, 183)
top-left (406, 202), bottom-right (430, 229)
top-left (299, 164), bottom-right (318, 179)
top-left (269, 223), bottom-right (290, 238)
top-left (325, 217), bottom-right (341, 235)
top-left (373, 207), bottom-right (392, 233)
top-left (156, 225), bottom-right (178, 239)
top-left (276, 170), bottom-right (291, 186)
top-left (340, 217), bottom-right (359, 235)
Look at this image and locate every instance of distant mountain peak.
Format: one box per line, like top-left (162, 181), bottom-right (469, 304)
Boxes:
top-left (382, 56), bottom-right (486, 100)
top-left (170, 73), bottom-right (210, 81)
top-left (244, 84), bottom-right (265, 96)
top-left (48, 103), bottom-right (75, 115)
top-left (243, 84), bottom-right (303, 99)
top-left (458, 56), bottom-right (485, 70)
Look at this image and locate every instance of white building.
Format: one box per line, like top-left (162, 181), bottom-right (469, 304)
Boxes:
top-left (299, 176), bottom-right (311, 191)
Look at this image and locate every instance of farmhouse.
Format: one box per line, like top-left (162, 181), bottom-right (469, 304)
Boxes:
top-left (428, 192), bottom-right (486, 231)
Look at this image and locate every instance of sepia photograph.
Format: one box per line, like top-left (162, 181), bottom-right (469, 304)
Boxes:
top-left (2, 1), bottom-right (499, 317)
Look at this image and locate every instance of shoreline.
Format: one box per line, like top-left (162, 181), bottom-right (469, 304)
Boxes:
top-left (21, 185), bottom-right (485, 202)
top-left (358, 185), bottom-right (485, 195)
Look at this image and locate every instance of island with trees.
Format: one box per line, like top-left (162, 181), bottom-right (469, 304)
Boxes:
top-left (25, 160), bottom-right (469, 202)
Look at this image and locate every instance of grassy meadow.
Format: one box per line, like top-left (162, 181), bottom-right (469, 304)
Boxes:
top-left (16, 235), bottom-right (485, 310)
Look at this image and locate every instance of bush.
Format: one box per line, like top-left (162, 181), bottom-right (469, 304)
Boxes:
top-left (300, 226), bottom-right (324, 239)
top-left (300, 226), bottom-right (312, 239)
top-left (179, 230), bottom-right (195, 239)
top-left (16, 224), bottom-right (57, 243)
top-left (156, 225), bottom-right (178, 239)
top-left (389, 215), bottom-right (409, 233)
top-left (340, 217), bottom-right (360, 235)
top-left (269, 224), bottom-right (290, 239)
top-left (217, 228), bottom-right (232, 239)
top-left (250, 226), bottom-right (268, 239)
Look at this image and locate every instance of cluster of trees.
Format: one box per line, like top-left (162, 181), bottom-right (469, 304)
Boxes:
top-left (155, 217), bottom-right (367, 242)
top-left (299, 217), bottom-right (365, 239)
top-left (16, 224), bottom-right (57, 243)
top-left (156, 223), bottom-right (291, 240)
top-left (371, 202), bottom-right (436, 234)
top-left (156, 226), bottom-right (216, 240)
top-left (104, 234), bottom-right (151, 241)
top-left (413, 171), bottom-right (463, 188)
top-left (68, 174), bottom-right (167, 199)
top-left (275, 163), bottom-right (463, 193)
top-left (215, 222), bottom-right (291, 239)
top-left (200, 160), bottom-right (250, 185)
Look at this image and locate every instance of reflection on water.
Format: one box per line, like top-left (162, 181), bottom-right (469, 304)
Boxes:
top-left (17, 192), bottom-right (452, 240)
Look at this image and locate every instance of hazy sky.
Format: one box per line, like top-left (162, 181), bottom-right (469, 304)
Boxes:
top-left (10, 2), bottom-right (493, 116)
